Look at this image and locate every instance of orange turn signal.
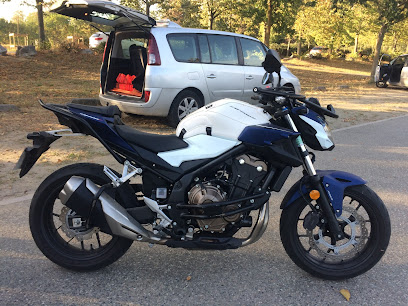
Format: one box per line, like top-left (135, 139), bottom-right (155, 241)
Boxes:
top-left (309, 190), bottom-right (320, 200)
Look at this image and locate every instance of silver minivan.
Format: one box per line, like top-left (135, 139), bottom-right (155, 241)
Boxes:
top-left (52, 0), bottom-right (301, 126)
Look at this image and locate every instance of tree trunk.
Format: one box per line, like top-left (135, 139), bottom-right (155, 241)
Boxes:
top-left (286, 36), bottom-right (290, 57)
top-left (146, 1), bottom-right (150, 16)
top-left (36, 0), bottom-right (46, 49)
top-left (264, 0), bottom-right (272, 47)
top-left (370, 23), bottom-right (388, 82)
top-left (354, 33), bottom-right (359, 54)
top-left (297, 35), bottom-right (301, 59)
top-left (210, 12), bottom-right (214, 29)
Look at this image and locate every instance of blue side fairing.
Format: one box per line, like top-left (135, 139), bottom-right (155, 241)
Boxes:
top-left (68, 107), bottom-right (136, 152)
top-left (283, 170), bottom-right (366, 216)
top-left (238, 123), bottom-right (300, 146)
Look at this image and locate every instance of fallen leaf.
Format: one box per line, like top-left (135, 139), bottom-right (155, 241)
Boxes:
top-left (340, 289), bottom-right (350, 301)
top-left (186, 276), bottom-right (192, 281)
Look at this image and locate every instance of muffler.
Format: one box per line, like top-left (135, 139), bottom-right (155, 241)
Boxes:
top-left (59, 176), bottom-right (166, 244)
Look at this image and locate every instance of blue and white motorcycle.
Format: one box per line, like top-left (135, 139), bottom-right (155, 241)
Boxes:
top-left (17, 50), bottom-right (390, 280)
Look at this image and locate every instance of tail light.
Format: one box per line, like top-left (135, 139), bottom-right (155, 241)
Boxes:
top-left (95, 37), bottom-right (103, 41)
top-left (148, 34), bottom-right (161, 65)
top-left (144, 90), bottom-right (151, 102)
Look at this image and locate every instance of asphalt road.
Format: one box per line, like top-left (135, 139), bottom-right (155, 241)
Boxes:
top-left (1, 115), bottom-right (407, 305)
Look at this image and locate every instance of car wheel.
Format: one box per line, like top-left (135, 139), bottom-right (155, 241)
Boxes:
top-left (376, 81), bottom-right (388, 88)
top-left (168, 90), bottom-right (203, 128)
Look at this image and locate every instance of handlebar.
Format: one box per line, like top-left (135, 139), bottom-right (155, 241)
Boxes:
top-left (253, 87), bottom-right (339, 119)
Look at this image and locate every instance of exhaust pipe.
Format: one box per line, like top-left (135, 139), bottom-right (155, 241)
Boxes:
top-left (59, 176), bottom-right (166, 244)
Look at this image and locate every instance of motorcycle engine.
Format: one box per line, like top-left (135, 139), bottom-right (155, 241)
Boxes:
top-left (187, 154), bottom-right (267, 233)
top-left (188, 183), bottom-right (241, 232)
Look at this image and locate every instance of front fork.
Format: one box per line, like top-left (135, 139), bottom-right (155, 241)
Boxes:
top-left (284, 114), bottom-right (344, 240)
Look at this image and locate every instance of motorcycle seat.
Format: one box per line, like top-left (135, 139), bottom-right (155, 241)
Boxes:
top-left (67, 103), bottom-right (122, 118)
top-left (115, 125), bottom-right (188, 153)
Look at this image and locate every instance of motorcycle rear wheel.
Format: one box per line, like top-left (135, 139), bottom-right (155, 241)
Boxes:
top-left (280, 184), bottom-right (391, 280)
top-left (29, 163), bottom-right (134, 271)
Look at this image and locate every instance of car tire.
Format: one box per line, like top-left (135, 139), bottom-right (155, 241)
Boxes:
top-left (168, 90), bottom-right (204, 128)
top-left (376, 81), bottom-right (388, 88)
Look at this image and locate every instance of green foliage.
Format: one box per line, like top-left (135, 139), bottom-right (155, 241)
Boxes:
top-left (160, 0), bottom-right (201, 28)
top-left (1, 0), bottom-right (406, 57)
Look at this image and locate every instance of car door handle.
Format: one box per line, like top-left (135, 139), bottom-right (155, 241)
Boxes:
top-left (207, 74), bottom-right (216, 79)
top-left (246, 75), bottom-right (254, 80)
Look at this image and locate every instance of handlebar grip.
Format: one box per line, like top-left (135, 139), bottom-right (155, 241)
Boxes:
top-left (300, 98), bottom-right (339, 118)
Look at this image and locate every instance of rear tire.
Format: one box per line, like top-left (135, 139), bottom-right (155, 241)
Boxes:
top-left (168, 90), bottom-right (203, 128)
top-left (29, 163), bottom-right (134, 271)
top-left (280, 185), bottom-right (391, 280)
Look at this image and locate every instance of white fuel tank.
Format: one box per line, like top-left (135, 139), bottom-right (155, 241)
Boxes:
top-left (176, 99), bottom-right (272, 141)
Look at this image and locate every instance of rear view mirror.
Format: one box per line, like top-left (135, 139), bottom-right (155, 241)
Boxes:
top-left (262, 72), bottom-right (273, 85)
top-left (262, 49), bottom-right (281, 74)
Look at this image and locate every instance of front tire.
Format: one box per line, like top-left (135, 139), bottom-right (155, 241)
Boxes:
top-left (29, 163), bottom-right (134, 271)
top-left (168, 90), bottom-right (203, 127)
top-left (280, 185), bottom-right (391, 280)
top-left (376, 80), bottom-right (388, 88)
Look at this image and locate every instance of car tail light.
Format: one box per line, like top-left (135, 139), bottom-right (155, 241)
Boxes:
top-left (95, 37), bottom-right (103, 41)
top-left (144, 90), bottom-right (151, 102)
top-left (148, 34), bottom-right (161, 65)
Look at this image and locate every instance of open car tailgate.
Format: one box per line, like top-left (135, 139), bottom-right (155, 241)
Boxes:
top-left (51, 0), bottom-right (156, 28)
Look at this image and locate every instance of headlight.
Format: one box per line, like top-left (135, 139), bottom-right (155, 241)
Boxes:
top-left (275, 96), bottom-right (286, 104)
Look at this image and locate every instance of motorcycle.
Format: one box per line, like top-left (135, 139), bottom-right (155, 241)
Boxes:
top-left (16, 50), bottom-right (391, 280)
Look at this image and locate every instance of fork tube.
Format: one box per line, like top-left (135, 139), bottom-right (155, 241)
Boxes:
top-left (283, 113), bottom-right (316, 176)
top-left (284, 113), bottom-right (344, 240)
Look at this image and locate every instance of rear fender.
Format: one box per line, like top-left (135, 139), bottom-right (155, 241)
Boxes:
top-left (15, 131), bottom-right (61, 178)
top-left (281, 170), bottom-right (366, 217)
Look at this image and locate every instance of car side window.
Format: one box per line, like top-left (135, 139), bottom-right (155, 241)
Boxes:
top-left (240, 38), bottom-right (266, 66)
top-left (393, 56), bottom-right (405, 66)
top-left (207, 35), bottom-right (238, 65)
top-left (198, 35), bottom-right (211, 63)
top-left (167, 34), bottom-right (200, 63)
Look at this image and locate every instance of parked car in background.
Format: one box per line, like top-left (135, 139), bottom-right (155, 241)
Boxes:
top-left (89, 32), bottom-right (108, 49)
top-left (309, 46), bottom-right (328, 58)
top-left (53, 0), bottom-right (301, 126)
top-left (375, 54), bottom-right (408, 89)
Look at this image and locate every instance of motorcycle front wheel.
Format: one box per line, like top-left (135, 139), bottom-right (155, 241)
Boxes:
top-left (29, 163), bottom-right (134, 271)
top-left (280, 184), bottom-right (391, 280)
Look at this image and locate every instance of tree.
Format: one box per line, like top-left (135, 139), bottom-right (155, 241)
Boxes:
top-left (121, 0), bottom-right (164, 17)
top-left (160, 0), bottom-right (202, 28)
top-left (294, 0), bottom-right (352, 56)
top-left (263, 0), bottom-right (302, 47)
top-left (36, 0), bottom-right (46, 48)
top-left (338, 0), bottom-right (408, 81)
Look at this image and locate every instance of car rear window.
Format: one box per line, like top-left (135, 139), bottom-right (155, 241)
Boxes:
top-left (121, 38), bottom-right (146, 59)
top-left (167, 34), bottom-right (199, 63)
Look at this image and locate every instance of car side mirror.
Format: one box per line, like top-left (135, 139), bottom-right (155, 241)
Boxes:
top-left (262, 49), bottom-right (282, 87)
top-left (262, 72), bottom-right (273, 85)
